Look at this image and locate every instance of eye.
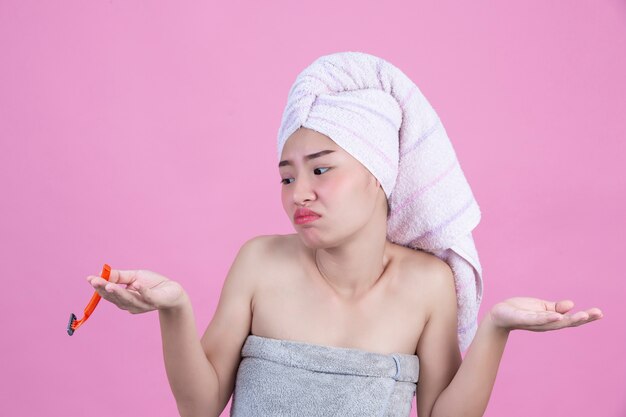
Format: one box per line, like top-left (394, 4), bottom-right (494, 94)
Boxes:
top-left (313, 167), bottom-right (330, 175)
top-left (280, 167), bottom-right (330, 185)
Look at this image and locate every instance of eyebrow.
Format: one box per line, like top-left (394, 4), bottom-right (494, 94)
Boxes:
top-left (278, 150), bottom-right (336, 167)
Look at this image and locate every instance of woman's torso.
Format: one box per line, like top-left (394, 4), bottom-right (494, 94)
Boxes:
top-left (249, 234), bottom-right (438, 356)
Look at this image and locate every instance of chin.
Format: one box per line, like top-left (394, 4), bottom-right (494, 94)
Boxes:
top-left (295, 228), bottom-right (345, 250)
top-left (296, 233), bottom-right (327, 249)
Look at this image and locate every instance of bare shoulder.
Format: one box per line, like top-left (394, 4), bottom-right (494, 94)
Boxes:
top-left (393, 244), bottom-right (453, 284)
top-left (235, 233), bottom-right (299, 283)
top-left (392, 244), bottom-right (455, 315)
top-left (237, 234), bottom-right (288, 262)
top-left (239, 233), bottom-right (275, 253)
top-left (241, 233), bottom-right (296, 251)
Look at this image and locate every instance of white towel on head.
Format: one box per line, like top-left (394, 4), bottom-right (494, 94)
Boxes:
top-left (276, 51), bottom-right (483, 351)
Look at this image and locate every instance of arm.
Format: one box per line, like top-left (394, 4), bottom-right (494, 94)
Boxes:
top-left (159, 236), bottom-right (263, 417)
top-left (87, 237), bottom-right (266, 417)
top-left (429, 314), bottom-right (509, 417)
top-left (415, 261), bottom-right (509, 417)
top-left (416, 262), bottom-right (603, 417)
top-left (85, 267), bottom-right (224, 416)
top-left (159, 295), bottom-right (221, 417)
top-left (87, 236), bottom-right (286, 417)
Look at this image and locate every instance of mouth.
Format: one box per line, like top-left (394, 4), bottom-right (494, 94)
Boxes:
top-left (294, 207), bottom-right (321, 225)
top-left (294, 214), bottom-right (320, 225)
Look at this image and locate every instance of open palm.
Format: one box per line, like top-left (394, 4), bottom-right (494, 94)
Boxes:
top-left (489, 297), bottom-right (603, 332)
top-left (86, 269), bottom-right (187, 314)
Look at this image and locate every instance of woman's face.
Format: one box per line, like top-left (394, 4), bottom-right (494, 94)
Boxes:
top-left (279, 127), bottom-right (383, 248)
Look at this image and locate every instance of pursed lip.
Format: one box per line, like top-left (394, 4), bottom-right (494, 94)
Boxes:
top-left (294, 207), bottom-right (321, 222)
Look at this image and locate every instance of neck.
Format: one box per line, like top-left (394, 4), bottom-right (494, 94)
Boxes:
top-left (313, 218), bottom-right (391, 300)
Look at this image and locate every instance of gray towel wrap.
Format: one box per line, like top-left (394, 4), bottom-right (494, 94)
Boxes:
top-left (230, 334), bottom-right (420, 416)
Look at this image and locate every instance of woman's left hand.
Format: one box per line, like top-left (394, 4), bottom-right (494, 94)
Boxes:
top-left (488, 297), bottom-right (603, 332)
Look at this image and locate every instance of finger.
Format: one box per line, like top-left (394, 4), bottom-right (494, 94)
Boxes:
top-left (523, 308), bottom-right (603, 331)
top-left (88, 282), bottom-right (121, 306)
top-left (107, 269), bottom-right (140, 285)
top-left (560, 308), bottom-right (603, 324)
top-left (540, 311), bottom-right (564, 324)
top-left (87, 278), bottom-right (140, 309)
top-left (554, 300), bottom-right (575, 313)
top-left (121, 284), bottom-right (159, 312)
top-left (570, 309), bottom-right (604, 325)
top-left (524, 316), bottom-right (580, 331)
top-left (519, 310), bottom-right (563, 326)
top-left (87, 276), bottom-right (111, 289)
top-left (551, 311), bottom-right (593, 328)
top-left (86, 274), bottom-right (161, 312)
top-left (99, 282), bottom-right (127, 306)
top-left (102, 282), bottom-right (153, 311)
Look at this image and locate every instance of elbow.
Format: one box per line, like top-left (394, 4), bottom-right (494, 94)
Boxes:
top-left (176, 401), bottom-right (219, 417)
top-left (430, 403), bottom-right (482, 417)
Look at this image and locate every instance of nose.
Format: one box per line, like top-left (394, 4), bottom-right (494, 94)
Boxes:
top-left (292, 174), bottom-right (316, 205)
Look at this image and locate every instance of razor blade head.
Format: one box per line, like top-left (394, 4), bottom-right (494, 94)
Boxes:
top-left (67, 313), bottom-right (77, 336)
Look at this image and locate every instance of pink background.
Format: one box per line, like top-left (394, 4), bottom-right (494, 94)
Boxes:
top-left (1, 1), bottom-right (624, 416)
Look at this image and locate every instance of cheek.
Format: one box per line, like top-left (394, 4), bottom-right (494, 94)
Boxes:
top-left (280, 188), bottom-right (290, 210)
top-left (340, 176), bottom-right (378, 215)
top-left (278, 173), bottom-right (366, 209)
top-left (324, 177), bottom-right (366, 210)
top-left (317, 178), bottom-right (350, 202)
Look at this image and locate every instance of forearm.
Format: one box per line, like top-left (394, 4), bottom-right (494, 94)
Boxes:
top-left (159, 293), bottom-right (220, 417)
top-left (431, 314), bottom-right (510, 417)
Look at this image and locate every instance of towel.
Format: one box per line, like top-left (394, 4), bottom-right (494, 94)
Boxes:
top-left (276, 51), bottom-right (483, 351)
top-left (230, 334), bottom-right (420, 417)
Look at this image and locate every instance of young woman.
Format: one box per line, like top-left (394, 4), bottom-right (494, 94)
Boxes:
top-left (85, 52), bottom-right (603, 417)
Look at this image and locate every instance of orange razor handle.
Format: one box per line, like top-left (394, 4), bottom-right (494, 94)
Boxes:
top-left (67, 263), bottom-right (111, 335)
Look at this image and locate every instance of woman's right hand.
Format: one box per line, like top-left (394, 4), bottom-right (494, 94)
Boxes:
top-left (86, 269), bottom-right (187, 314)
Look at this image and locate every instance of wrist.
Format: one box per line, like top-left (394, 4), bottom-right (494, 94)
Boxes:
top-left (159, 290), bottom-right (191, 314)
top-left (485, 310), bottom-right (512, 337)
